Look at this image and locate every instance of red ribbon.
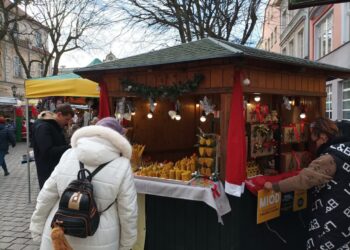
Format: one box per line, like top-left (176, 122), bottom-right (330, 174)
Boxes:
top-left (291, 151), bottom-right (301, 170)
top-left (211, 183), bottom-right (221, 199)
top-left (255, 103), bottom-right (263, 122)
top-left (291, 124), bottom-right (300, 142)
top-left (300, 121), bottom-right (305, 134)
top-left (261, 105), bottom-right (269, 117)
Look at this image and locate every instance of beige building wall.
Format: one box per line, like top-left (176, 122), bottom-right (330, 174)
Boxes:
top-left (257, 0), bottom-right (281, 53)
top-left (0, 14), bottom-right (50, 98)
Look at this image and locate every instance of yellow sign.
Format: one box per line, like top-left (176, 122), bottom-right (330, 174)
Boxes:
top-left (257, 189), bottom-right (281, 224)
top-left (293, 190), bottom-right (307, 211)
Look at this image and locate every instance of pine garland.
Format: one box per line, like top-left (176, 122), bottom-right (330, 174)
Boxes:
top-left (121, 74), bottom-right (204, 99)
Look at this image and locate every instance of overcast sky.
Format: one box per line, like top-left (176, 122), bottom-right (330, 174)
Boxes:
top-left (59, 5), bottom-right (265, 69)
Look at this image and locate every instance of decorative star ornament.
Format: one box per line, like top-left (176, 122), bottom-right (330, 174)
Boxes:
top-left (199, 96), bottom-right (215, 115)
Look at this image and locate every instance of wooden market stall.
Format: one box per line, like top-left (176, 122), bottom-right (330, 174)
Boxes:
top-left (75, 38), bottom-right (350, 250)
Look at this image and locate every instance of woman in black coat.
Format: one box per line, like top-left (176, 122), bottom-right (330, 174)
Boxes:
top-left (0, 117), bottom-right (16, 176)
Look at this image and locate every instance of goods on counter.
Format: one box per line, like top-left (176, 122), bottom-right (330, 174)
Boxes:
top-left (135, 154), bottom-right (197, 182)
top-left (131, 144), bottom-right (145, 171)
top-left (197, 131), bottom-right (218, 178)
top-left (246, 161), bottom-right (261, 178)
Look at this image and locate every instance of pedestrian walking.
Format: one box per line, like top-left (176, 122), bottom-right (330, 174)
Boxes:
top-left (0, 116), bottom-right (16, 176)
top-left (31, 103), bottom-right (74, 189)
top-left (264, 117), bottom-right (350, 250)
top-left (30, 117), bottom-right (137, 250)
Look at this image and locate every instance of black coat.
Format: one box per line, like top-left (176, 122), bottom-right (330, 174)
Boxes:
top-left (32, 119), bottom-right (70, 188)
top-left (0, 124), bottom-right (16, 153)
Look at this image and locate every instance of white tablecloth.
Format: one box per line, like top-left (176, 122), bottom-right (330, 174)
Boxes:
top-left (134, 178), bottom-right (231, 224)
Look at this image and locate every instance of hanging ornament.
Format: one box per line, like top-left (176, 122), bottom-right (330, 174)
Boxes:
top-left (199, 96), bottom-right (215, 115)
top-left (168, 100), bottom-right (181, 121)
top-left (115, 97), bottom-right (126, 120)
top-left (283, 96), bottom-right (291, 110)
top-left (126, 100), bottom-right (136, 119)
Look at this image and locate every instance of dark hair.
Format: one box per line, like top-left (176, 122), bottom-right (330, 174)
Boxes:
top-left (56, 103), bottom-right (74, 117)
top-left (310, 117), bottom-right (339, 140)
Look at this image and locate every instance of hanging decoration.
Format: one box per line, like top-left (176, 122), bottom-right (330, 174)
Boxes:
top-left (121, 74), bottom-right (204, 100)
top-left (114, 98), bottom-right (136, 121)
top-left (283, 96), bottom-right (291, 110)
top-left (168, 100), bottom-right (181, 121)
top-left (115, 97), bottom-right (126, 120)
top-left (199, 96), bottom-right (215, 115)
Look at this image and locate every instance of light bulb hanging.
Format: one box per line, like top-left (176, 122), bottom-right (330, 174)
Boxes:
top-left (254, 96), bottom-right (261, 102)
top-left (147, 111), bottom-right (153, 119)
top-left (200, 111), bottom-right (206, 122)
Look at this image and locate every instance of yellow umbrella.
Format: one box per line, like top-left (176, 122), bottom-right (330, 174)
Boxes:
top-left (25, 73), bottom-right (99, 98)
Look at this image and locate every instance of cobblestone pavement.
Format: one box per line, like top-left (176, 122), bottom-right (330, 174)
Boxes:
top-left (0, 143), bottom-right (40, 250)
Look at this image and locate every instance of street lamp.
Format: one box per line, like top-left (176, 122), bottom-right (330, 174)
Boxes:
top-left (11, 85), bottom-right (17, 97)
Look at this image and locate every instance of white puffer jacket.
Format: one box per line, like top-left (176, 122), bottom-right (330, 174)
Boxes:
top-left (30, 125), bottom-right (138, 250)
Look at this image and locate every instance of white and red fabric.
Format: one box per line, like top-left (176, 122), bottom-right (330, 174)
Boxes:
top-left (225, 71), bottom-right (247, 197)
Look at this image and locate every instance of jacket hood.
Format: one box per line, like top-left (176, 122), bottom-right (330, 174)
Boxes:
top-left (71, 125), bottom-right (132, 166)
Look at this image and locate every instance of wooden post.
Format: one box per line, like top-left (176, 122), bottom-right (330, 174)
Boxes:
top-left (219, 93), bottom-right (232, 180)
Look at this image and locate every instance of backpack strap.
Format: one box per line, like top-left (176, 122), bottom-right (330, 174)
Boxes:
top-left (79, 161), bottom-right (112, 181)
top-left (99, 200), bottom-right (116, 214)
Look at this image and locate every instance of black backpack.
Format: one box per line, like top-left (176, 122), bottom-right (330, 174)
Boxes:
top-left (51, 161), bottom-right (113, 238)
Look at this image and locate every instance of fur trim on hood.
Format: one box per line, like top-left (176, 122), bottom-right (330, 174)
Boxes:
top-left (71, 125), bottom-right (132, 159)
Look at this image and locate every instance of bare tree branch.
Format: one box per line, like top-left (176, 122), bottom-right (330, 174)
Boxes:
top-left (114, 0), bottom-right (264, 44)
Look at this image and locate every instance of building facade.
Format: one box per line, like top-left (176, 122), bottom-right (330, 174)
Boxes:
top-left (279, 0), bottom-right (310, 59)
top-left (257, 0), bottom-right (281, 53)
top-left (0, 7), bottom-right (50, 99)
top-left (309, 3), bottom-right (350, 120)
top-left (259, 1), bottom-right (350, 120)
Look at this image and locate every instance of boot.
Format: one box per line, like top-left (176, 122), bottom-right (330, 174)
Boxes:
top-left (4, 171), bottom-right (9, 176)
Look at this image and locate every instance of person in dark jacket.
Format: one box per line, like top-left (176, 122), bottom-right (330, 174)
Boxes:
top-left (32, 104), bottom-right (74, 189)
top-left (265, 117), bottom-right (350, 250)
top-left (0, 117), bottom-right (16, 176)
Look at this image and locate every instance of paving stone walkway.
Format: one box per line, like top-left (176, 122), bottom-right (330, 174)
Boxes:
top-left (0, 143), bottom-right (40, 250)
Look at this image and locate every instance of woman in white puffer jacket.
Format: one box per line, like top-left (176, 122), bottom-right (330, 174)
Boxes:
top-left (30, 117), bottom-right (138, 250)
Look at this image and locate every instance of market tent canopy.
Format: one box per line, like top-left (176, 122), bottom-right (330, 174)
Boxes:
top-left (0, 97), bottom-right (17, 105)
top-left (25, 73), bottom-right (99, 98)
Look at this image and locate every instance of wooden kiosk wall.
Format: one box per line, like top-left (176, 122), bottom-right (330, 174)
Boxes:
top-left (87, 58), bottom-right (327, 250)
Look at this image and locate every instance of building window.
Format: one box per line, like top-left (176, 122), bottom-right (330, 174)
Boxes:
top-left (265, 41), bottom-right (268, 50)
top-left (35, 31), bottom-right (42, 47)
top-left (12, 22), bottom-right (19, 39)
top-left (270, 33), bottom-right (273, 48)
top-left (297, 29), bottom-right (304, 58)
top-left (282, 9), bottom-right (287, 30)
top-left (343, 81), bottom-right (350, 120)
top-left (13, 56), bottom-right (22, 78)
top-left (326, 85), bottom-right (332, 119)
top-left (289, 39), bottom-right (294, 56)
top-left (346, 3), bottom-right (350, 42)
top-left (282, 47), bottom-right (287, 55)
top-left (268, 38), bottom-right (271, 51)
top-left (274, 27), bottom-right (277, 44)
top-left (315, 13), bottom-right (333, 59)
top-left (39, 63), bottom-right (44, 77)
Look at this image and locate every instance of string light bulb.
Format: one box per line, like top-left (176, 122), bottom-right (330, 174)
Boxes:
top-left (131, 111), bottom-right (136, 116)
top-left (147, 111), bottom-right (153, 119)
top-left (300, 112), bottom-right (306, 119)
top-left (175, 110), bottom-right (181, 121)
top-left (254, 96), bottom-right (261, 102)
top-left (200, 111), bottom-right (206, 122)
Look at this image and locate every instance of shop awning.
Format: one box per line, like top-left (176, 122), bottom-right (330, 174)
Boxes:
top-left (0, 97), bottom-right (17, 105)
top-left (25, 73), bottom-right (100, 99)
